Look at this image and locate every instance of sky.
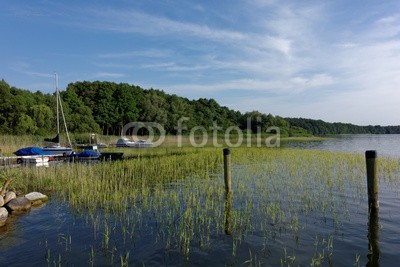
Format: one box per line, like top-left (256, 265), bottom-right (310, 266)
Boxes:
top-left (1, 0), bottom-right (400, 126)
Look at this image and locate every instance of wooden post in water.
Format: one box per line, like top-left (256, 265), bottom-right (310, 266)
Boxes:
top-left (224, 191), bottom-right (233, 235)
top-left (366, 150), bottom-right (379, 210)
top-left (223, 148), bottom-right (233, 235)
top-left (223, 148), bottom-right (232, 194)
top-left (367, 208), bottom-right (380, 266)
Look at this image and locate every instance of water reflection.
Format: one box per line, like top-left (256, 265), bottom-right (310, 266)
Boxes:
top-left (283, 134), bottom-right (400, 157)
top-left (367, 208), bottom-right (380, 267)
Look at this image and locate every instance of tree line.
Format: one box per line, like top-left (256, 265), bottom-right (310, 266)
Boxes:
top-left (1, 79), bottom-right (399, 137)
top-left (286, 118), bottom-right (400, 135)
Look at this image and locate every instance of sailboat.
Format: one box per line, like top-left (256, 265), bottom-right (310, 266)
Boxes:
top-left (42, 73), bottom-right (73, 156)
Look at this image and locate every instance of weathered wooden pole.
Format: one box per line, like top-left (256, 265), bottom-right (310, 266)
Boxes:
top-left (223, 148), bottom-right (232, 194)
top-left (366, 150), bottom-right (379, 210)
top-left (223, 148), bottom-right (233, 235)
top-left (224, 191), bottom-right (233, 235)
top-left (367, 207), bottom-right (380, 266)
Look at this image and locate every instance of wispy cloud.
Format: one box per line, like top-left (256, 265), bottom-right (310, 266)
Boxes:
top-left (93, 72), bottom-right (125, 79)
top-left (370, 14), bottom-right (400, 39)
top-left (164, 73), bottom-right (334, 95)
top-left (83, 8), bottom-right (246, 43)
top-left (97, 49), bottom-right (171, 59)
top-left (141, 62), bottom-right (212, 72)
top-left (10, 62), bottom-right (53, 78)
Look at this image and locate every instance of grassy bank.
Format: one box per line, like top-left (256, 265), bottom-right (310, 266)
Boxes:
top-left (0, 134), bottom-right (330, 155)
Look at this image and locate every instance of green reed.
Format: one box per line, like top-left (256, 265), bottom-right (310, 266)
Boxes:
top-left (3, 146), bottom-right (400, 265)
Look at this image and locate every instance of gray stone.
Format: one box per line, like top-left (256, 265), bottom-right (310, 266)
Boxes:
top-left (0, 196), bottom-right (4, 207)
top-left (5, 197), bottom-right (31, 212)
top-left (4, 191), bottom-right (16, 205)
top-left (25, 192), bottom-right (48, 205)
top-left (0, 207), bottom-right (8, 227)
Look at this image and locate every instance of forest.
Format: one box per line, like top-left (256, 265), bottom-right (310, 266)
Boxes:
top-left (1, 79), bottom-right (399, 137)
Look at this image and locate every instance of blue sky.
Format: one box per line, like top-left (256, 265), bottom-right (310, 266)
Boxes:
top-left (1, 0), bottom-right (400, 126)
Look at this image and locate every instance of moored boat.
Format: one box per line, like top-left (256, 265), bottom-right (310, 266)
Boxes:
top-left (19, 155), bottom-right (50, 164)
top-left (42, 143), bottom-right (73, 156)
top-left (116, 138), bottom-right (153, 148)
top-left (42, 73), bottom-right (73, 156)
top-left (69, 149), bottom-right (101, 162)
top-left (13, 147), bottom-right (53, 164)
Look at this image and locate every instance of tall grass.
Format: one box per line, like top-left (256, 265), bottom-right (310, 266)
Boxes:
top-left (2, 146), bottom-right (400, 265)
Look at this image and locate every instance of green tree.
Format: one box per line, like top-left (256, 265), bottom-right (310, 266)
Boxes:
top-left (140, 90), bottom-right (169, 126)
top-left (113, 83), bottom-right (142, 134)
top-left (61, 89), bottom-right (101, 134)
top-left (14, 114), bottom-right (37, 135)
top-left (31, 104), bottom-right (53, 135)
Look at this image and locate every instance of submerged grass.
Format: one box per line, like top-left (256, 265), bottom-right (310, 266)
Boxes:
top-left (2, 146), bottom-right (400, 265)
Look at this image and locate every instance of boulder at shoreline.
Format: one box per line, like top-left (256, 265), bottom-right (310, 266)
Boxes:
top-left (0, 207), bottom-right (8, 227)
top-left (4, 191), bottom-right (16, 205)
top-left (25, 192), bottom-right (49, 206)
top-left (5, 197), bottom-right (32, 213)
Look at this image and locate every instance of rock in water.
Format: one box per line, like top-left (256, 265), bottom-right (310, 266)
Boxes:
top-left (0, 196), bottom-right (4, 207)
top-left (5, 197), bottom-right (31, 212)
top-left (0, 207), bottom-right (8, 227)
top-left (4, 191), bottom-right (16, 205)
top-left (25, 192), bottom-right (49, 206)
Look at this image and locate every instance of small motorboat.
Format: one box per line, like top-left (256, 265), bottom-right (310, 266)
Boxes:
top-left (116, 138), bottom-right (153, 148)
top-left (14, 147), bottom-right (53, 164)
top-left (69, 149), bottom-right (101, 162)
top-left (19, 155), bottom-right (50, 164)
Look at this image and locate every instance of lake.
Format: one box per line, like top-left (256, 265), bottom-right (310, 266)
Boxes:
top-left (1, 135), bottom-right (400, 266)
top-left (284, 134), bottom-right (400, 157)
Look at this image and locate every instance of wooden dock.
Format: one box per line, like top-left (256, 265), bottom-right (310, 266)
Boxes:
top-left (0, 156), bottom-right (19, 169)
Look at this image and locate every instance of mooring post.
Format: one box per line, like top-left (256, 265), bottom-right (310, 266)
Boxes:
top-left (366, 150), bottom-right (379, 210)
top-left (223, 148), bottom-right (233, 235)
top-left (223, 148), bottom-right (232, 194)
top-left (224, 191), bottom-right (233, 235)
top-left (367, 207), bottom-right (380, 265)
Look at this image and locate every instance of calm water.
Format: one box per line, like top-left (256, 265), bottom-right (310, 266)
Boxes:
top-left (284, 134), bottom-right (400, 157)
top-left (1, 135), bottom-right (400, 266)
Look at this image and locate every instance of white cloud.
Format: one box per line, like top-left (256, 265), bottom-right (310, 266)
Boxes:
top-left (94, 72), bottom-right (125, 78)
top-left (257, 35), bottom-right (293, 58)
top-left (85, 9), bottom-right (246, 43)
top-left (336, 42), bottom-right (359, 48)
top-left (163, 73), bottom-right (334, 95)
top-left (10, 62), bottom-right (53, 78)
top-left (98, 49), bottom-right (171, 59)
top-left (142, 62), bottom-right (211, 72)
top-left (290, 74), bottom-right (335, 88)
top-left (372, 14), bottom-right (400, 39)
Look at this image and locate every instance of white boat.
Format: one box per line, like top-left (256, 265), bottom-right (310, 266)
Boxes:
top-left (116, 138), bottom-right (153, 148)
top-left (134, 140), bottom-right (153, 148)
top-left (18, 155), bottom-right (50, 164)
top-left (116, 138), bottom-right (136, 147)
top-left (42, 144), bottom-right (72, 156)
top-left (42, 73), bottom-right (73, 156)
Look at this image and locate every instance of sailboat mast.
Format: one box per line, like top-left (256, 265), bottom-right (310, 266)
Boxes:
top-left (58, 91), bottom-right (73, 148)
top-left (55, 73), bottom-right (72, 148)
top-left (55, 73), bottom-right (60, 145)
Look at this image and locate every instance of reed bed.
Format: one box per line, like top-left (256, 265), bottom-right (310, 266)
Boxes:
top-left (2, 147), bottom-right (400, 266)
top-left (0, 135), bottom-right (44, 155)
